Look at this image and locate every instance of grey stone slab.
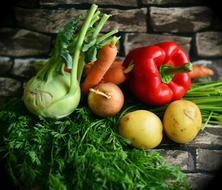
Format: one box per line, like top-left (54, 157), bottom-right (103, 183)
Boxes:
top-left (158, 149), bottom-right (195, 171)
top-left (196, 149), bottom-right (222, 172)
top-left (189, 125), bottom-right (222, 147)
top-left (186, 173), bottom-right (214, 190)
top-left (0, 77), bottom-right (21, 96)
top-left (0, 57), bottom-right (13, 75)
top-left (11, 58), bottom-right (47, 78)
top-left (195, 31), bottom-right (222, 57)
top-left (96, 8), bottom-right (147, 32)
top-left (124, 33), bottom-right (191, 55)
top-left (0, 28), bottom-right (51, 57)
top-left (40, 0), bottom-right (138, 7)
top-left (15, 7), bottom-right (147, 33)
top-left (15, 7), bottom-right (85, 33)
top-left (150, 6), bottom-right (212, 33)
top-left (142, 0), bottom-right (202, 5)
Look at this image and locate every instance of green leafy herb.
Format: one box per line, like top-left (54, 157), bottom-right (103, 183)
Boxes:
top-left (0, 98), bottom-right (189, 190)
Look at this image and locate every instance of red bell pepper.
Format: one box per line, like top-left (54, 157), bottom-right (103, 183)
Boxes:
top-left (123, 42), bottom-right (192, 106)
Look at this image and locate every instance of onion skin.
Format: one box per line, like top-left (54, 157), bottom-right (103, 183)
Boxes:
top-left (87, 82), bottom-right (124, 117)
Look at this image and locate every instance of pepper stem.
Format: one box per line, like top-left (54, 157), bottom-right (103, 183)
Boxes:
top-left (159, 62), bottom-right (192, 84)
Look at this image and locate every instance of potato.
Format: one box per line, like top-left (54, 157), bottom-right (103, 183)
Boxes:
top-left (163, 100), bottom-right (202, 144)
top-left (119, 110), bottom-right (163, 149)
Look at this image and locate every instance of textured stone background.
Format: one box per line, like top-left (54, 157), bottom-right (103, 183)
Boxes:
top-left (0, 0), bottom-right (222, 189)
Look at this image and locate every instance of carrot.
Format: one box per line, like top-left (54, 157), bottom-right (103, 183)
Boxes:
top-left (84, 61), bottom-right (94, 76)
top-left (102, 60), bottom-right (127, 84)
top-left (190, 65), bottom-right (214, 79)
top-left (81, 38), bottom-right (118, 95)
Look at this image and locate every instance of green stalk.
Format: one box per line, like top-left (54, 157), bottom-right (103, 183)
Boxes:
top-left (96, 29), bottom-right (118, 44)
top-left (90, 11), bottom-right (100, 26)
top-left (188, 81), bottom-right (222, 92)
top-left (77, 54), bottom-right (85, 82)
top-left (185, 96), bottom-right (222, 104)
top-left (70, 4), bottom-right (98, 92)
top-left (92, 14), bottom-right (111, 39)
top-left (202, 111), bottom-right (213, 130)
top-left (99, 36), bottom-right (120, 48)
top-left (197, 106), bottom-right (222, 112)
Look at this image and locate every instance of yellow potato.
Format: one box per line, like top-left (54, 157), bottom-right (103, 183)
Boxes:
top-left (119, 110), bottom-right (163, 149)
top-left (163, 100), bottom-right (202, 144)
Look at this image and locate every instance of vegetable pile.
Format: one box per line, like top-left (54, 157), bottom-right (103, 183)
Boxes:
top-left (23, 4), bottom-right (119, 119)
top-left (1, 3), bottom-right (222, 190)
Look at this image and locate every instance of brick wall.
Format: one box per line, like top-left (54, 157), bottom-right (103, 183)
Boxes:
top-left (0, 0), bottom-right (222, 189)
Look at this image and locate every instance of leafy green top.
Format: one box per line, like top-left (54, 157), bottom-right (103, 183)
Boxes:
top-left (0, 98), bottom-right (189, 190)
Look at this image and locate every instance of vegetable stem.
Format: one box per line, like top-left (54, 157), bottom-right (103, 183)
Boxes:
top-left (90, 11), bottom-right (100, 27)
top-left (92, 14), bottom-right (111, 39)
top-left (96, 29), bottom-right (118, 44)
top-left (70, 4), bottom-right (98, 92)
top-left (161, 63), bottom-right (192, 75)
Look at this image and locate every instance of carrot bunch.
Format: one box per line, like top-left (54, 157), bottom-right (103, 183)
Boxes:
top-left (81, 37), bottom-right (129, 95)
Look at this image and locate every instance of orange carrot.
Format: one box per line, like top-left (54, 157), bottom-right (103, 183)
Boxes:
top-left (81, 40), bottom-right (117, 95)
top-left (190, 65), bottom-right (214, 79)
top-left (102, 60), bottom-right (127, 84)
top-left (84, 61), bottom-right (94, 76)
top-left (85, 60), bottom-right (127, 84)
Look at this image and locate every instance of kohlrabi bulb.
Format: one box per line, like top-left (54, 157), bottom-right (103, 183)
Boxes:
top-left (23, 73), bottom-right (81, 119)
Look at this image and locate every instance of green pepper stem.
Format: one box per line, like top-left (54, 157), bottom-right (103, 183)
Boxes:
top-left (159, 62), bottom-right (192, 84)
top-left (163, 63), bottom-right (192, 75)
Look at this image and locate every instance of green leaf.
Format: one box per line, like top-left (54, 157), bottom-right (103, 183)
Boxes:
top-left (50, 15), bottom-right (82, 68)
top-left (0, 98), bottom-right (190, 189)
top-left (85, 46), bottom-right (98, 62)
top-left (82, 38), bottom-right (97, 52)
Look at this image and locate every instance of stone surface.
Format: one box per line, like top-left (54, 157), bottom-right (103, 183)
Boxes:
top-left (40, 0), bottom-right (138, 6)
top-left (186, 173), bottom-right (214, 190)
top-left (196, 149), bottom-right (222, 172)
top-left (16, 7), bottom-right (146, 33)
top-left (158, 149), bottom-right (194, 171)
top-left (142, 0), bottom-right (202, 5)
top-left (124, 33), bottom-right (191, 55)
top-left (0, 28), bottom-right (51, 57)
top-left (0, 77), bottom-right (21, 96)
top-left (11, 58), bottom-right (47, 78)
top-left (15, 7), bottom-right (85, 34)
top-left (0, 57), bottom-right (13, 75)
top-left (195, 31), bottom-right (222, 57)
top-left (150, 6), bottom-right (212, 33)
top-left (101, 8), bottom-right (147, 32)
top-left (189, 125), bottom-right (222, 147)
